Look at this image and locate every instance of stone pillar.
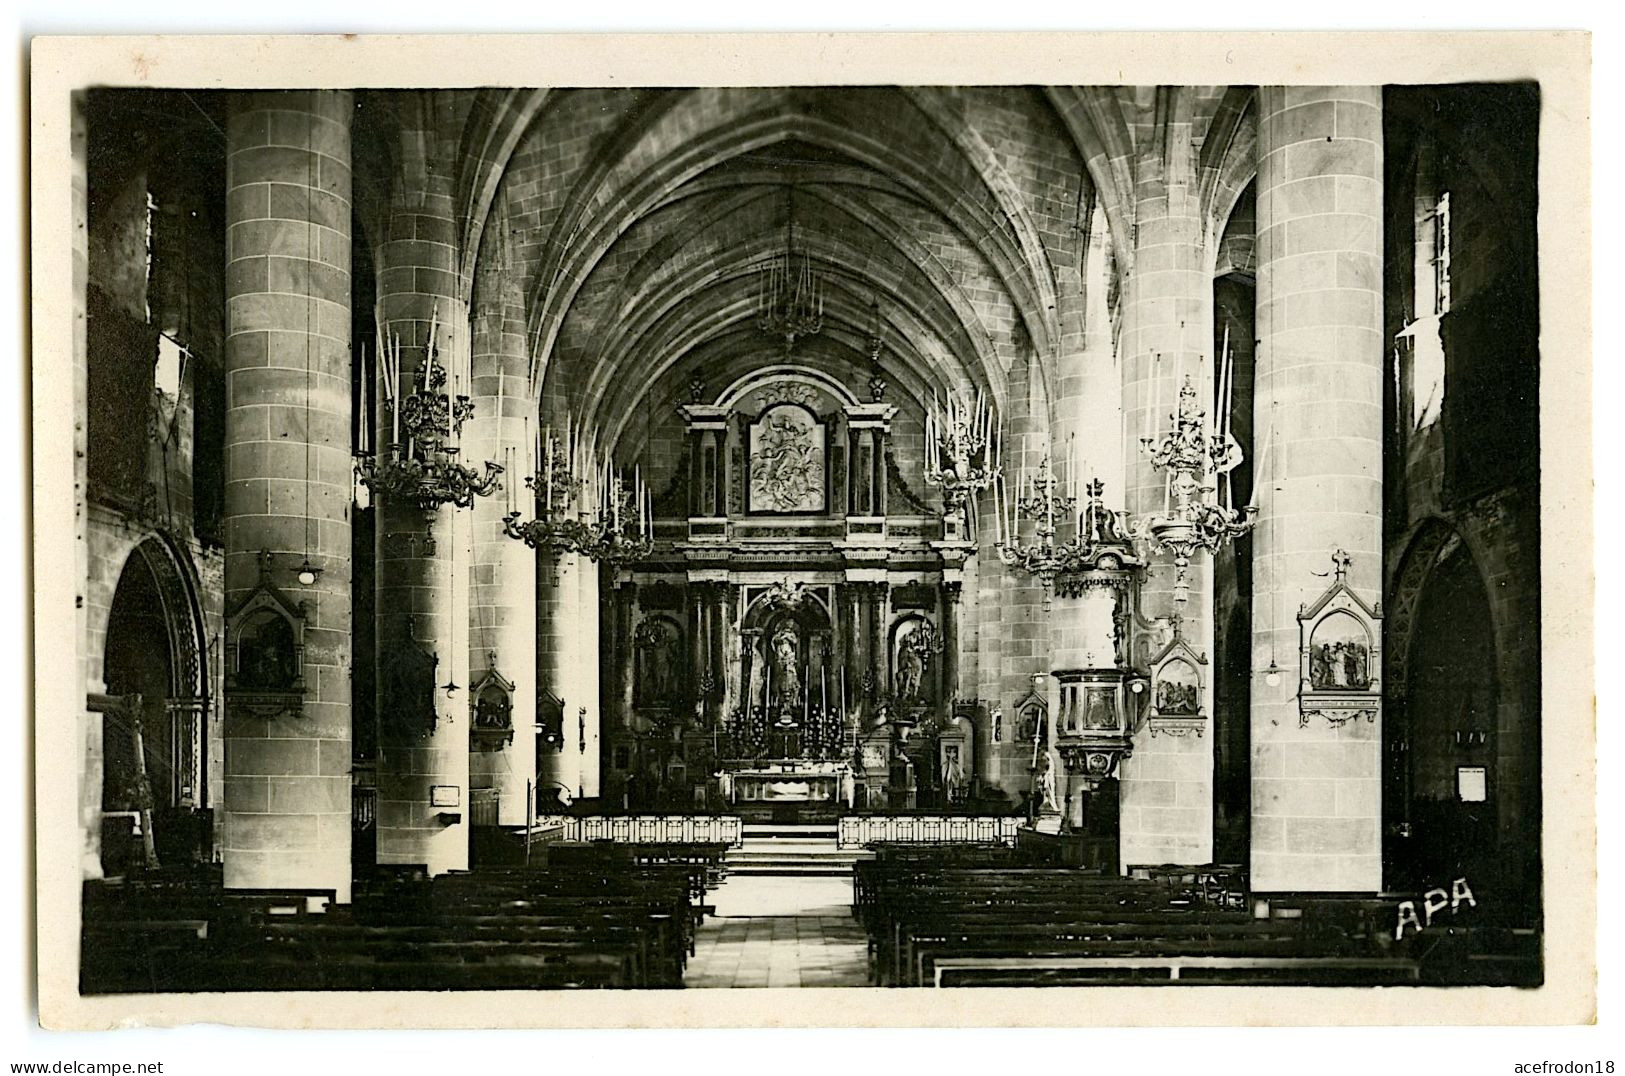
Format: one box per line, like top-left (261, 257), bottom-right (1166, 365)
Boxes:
top-left (573, 556), bottom-right (603, 797)
top-left (616, 583), bottom-right (636, 732)
top-left (535, 548), bottom-right (576, 801)
top-left (1250, 87), bottom-right (1384, 892)
top-left (865, 581), bottom-right (888, 706)
top-left (839, 583), bottom-right (862, 732)
top-left (1116, 99), bottom-right (1215, 871)
top-left (373, 139), bottom-right (470, 875)
top-left (222, 91), bottom-right (353, 899)
top-left (981, 351), bottom-right (1050, 799)
top-left (467, 283), bottom-right (536, 828)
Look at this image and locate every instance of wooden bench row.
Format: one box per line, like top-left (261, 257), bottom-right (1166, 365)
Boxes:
top-left (854, 860), bottom-right (1424, 988)
top-left (81, 850), bottom-right (728, 993)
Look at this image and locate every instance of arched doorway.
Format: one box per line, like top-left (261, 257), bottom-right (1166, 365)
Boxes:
top-left (100, 536), bottom-right (210, 874)
top-left (1386, 525), bottom-right (1499, 893)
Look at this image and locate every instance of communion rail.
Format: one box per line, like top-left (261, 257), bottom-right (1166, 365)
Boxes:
top-left (533, 814), bottom-right (744, 848)
top-left (837, 815), bottom-right (1022, 849)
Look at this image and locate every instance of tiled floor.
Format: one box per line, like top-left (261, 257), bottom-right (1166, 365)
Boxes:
top-left (684, 876), bottom-right (870, 988)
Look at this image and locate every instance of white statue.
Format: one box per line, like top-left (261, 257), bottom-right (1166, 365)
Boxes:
top-left (1035, 753), bottom-right (1059, 814)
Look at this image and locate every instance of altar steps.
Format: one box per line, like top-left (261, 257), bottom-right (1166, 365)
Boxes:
top-left (729, 825), bottom-right (870, 877)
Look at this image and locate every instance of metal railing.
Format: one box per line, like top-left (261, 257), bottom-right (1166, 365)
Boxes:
top-left (351, 786), bottom-right (376, 830)
top-left (837, 815), bottom-right (1022, 849)
top-left (531, 814), bottom-right (744, 848)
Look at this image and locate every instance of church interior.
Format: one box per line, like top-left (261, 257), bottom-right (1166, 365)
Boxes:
top-left (69, 82), bottom-right (1541, 991)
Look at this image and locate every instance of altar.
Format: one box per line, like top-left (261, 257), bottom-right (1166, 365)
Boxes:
top-left (725, 760), bottom-right (852, 807)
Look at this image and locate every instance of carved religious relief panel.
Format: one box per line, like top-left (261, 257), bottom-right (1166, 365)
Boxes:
top-left (1297, 550), bottom-right (1383, 730)
top-left (747, 403), bottom-right (826, 513)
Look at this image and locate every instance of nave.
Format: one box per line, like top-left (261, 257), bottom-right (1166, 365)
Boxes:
top-left (67, 78), bottom-right (1544, 994)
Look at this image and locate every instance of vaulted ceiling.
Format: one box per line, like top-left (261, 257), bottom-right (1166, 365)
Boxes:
top-left (354, 85), bottom-right (1260, 455)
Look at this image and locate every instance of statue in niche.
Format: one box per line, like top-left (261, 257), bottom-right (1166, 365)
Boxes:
top-left (236, 611), bottom-right (297, 691)
top-left (771, 622), bottom-right (801, 711)
top-left (892, 618), bottom-right (940, 704)
top-left (895, 640), bottom-right (924, 702)
top-left (635, 618), bottom-right (683, 705)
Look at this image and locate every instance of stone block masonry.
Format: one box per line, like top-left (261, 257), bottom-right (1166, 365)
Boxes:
top-left (1250, 87), bottom-right (1384, 893)
top-left (221, 90), bottom-right (354, 901)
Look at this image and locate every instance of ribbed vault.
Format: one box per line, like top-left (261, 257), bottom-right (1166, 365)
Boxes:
top-left (381, 83), bottom-right (1263, 462)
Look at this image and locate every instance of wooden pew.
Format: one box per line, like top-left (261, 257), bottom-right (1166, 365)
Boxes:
top-left (853, 858), bottom-right (1423, 988)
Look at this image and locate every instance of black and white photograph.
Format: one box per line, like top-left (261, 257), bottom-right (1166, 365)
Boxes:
top-left (25, 30), bottom-right (1594, 1035)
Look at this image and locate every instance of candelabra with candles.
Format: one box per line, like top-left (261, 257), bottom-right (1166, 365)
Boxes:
top-left (756, 188), bottom-right (824, 353)
top-left (1131, 340), bottom-right (1256, 604)
top-left (591, 465), bottom-right (657, 568)
top-left (991, 443), bottom-right (1145, 605)
top-left (500, 419), bottom-right (592, 577)
top-left (991, 453), bottom-right (1077, 602)
top-left (355, 307), bottom-right (503, 512)
top-left (925, 389), bottom-right (1001, 533)
top-left (501, 419), bottom-right (655, 570)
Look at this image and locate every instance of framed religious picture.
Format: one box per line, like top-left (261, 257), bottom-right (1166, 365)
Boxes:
top-left (1297, 551), bottom-right (1383, 730)
top-left (1142, 622), bottom-right (1208, 738)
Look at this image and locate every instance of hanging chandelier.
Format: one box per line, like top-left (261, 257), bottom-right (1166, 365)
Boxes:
top-left (1129, 342), bottom-right (1256, 604)
top-left (756, 186), bottom-right (823, 353)
top-left (924, 388), bottom-right (1001, 524)
top-left (355, 305), bottom-right (502, 512)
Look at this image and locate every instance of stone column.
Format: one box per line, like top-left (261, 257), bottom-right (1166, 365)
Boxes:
top-left (573, 556), bottom-right (603, 797)
top-left (839, 584), bottom-right (862, 731)
top-left (467, 282), bottom-right (536, 828)
top-left (373, 137), bottom-right (471, 875)
top-left (1250, 87), bottom-right (1384, 892)
top-left (981, 351), bottom-right (1050, 799)
top-left (222, 91), bottom-right (354, 899)
top-left (534, 547), bottom-right (576, 801)
top-left (1116, 96), bottom-right (1215, 871)
top-left (865, 581), bottom-right (888, 706)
